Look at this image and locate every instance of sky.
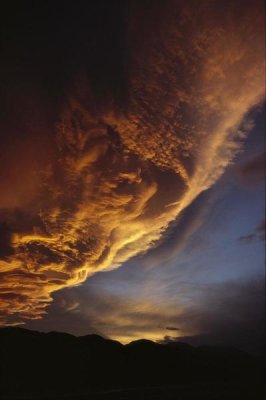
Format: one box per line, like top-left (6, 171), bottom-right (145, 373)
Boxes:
top-left (0, 0), bottom-right (265, 354)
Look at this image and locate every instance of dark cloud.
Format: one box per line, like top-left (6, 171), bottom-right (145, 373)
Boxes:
top-left (256, 219), bottom-right (266, 241)
top-left (165, 326), bottom-right (180, 331)
top-left (238, 233), bottom-right (256, 243)
top-left (238, 152), bottom-right (265, 185)
top-left (176, 280), bottom-right (265, 355)
top-left (0, 221), bottom-right (14, 258)
top-left (1, 1), bottom-right (129, 110)
top-left (239, 219), bottom-right (266, 243)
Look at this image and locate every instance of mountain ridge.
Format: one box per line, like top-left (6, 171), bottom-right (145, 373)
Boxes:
top-left (0, 327), bottom-right (263, 399)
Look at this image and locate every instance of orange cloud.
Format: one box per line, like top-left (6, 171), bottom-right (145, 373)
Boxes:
top-left (0, 0), bottom-right (264, 325)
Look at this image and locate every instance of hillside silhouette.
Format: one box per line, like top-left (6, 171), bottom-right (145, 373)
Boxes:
top-left (0, 327), bottom-right (264, 399)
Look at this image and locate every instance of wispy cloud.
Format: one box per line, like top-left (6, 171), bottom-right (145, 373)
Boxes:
top-left (239, 219), bottom-right (266, 243)
top-left (165, 326), bottom-right (180, 331)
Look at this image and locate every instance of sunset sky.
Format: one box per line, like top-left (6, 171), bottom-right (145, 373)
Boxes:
top-left (0, 0), bottom-right (265, 354)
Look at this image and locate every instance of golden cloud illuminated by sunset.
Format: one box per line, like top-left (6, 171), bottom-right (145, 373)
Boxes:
top-left (0, 0), bottom-right (264, 325)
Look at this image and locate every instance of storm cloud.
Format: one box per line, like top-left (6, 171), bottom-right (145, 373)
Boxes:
top-left (0, 0), bottom-right (265, 325)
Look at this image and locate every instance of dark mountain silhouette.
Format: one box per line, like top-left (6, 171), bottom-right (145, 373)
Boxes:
top-left (0, 327), bottom-right (264, 400)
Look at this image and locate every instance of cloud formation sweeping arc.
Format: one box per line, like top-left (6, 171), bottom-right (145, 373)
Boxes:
top-left (0, 0), bottom-right (264, 325)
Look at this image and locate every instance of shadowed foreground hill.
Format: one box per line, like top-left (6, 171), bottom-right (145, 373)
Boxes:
top-left (0, 328), bottom-right (264, 400)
